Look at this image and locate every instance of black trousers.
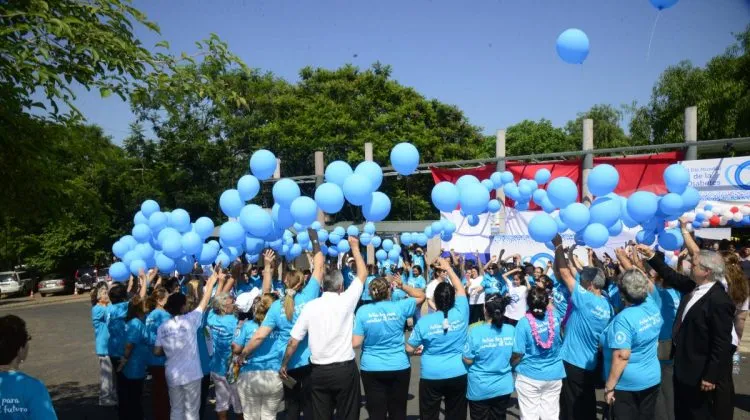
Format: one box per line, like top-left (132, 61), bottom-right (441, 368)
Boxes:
top-left (120, 376), bottom-right (144, 420)
top-left (109, 356), bottom-right (127, 419)
top-left (469, 394), bottom-right (510, 420)
top-left (284, 364), bottom-right (313, 420)
top-left (361, 367), bottom-right (411, 420)
top-left (712, 350), bottom-right (735, 420)
top-left (199, 374), bottom-right (209, 420)
top-left (560, 361), bottom-right (598, 420)
top-left (309, 360), bottom-right (361, 420)
top-left (674, 372), bottom-right (734, 420)
top-left (419, 374), bottom-right (468, 420)
top-left (469, 304), bottom-right (483, 324)
top-left (610, 384), bottom-right (659, 420)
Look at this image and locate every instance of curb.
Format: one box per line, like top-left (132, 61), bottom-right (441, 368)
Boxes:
top-left (0, 294), bottom-right (89, 311)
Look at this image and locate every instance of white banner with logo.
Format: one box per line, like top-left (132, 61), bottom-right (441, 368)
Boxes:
top-left (681, 156), bottom-right (750, 202)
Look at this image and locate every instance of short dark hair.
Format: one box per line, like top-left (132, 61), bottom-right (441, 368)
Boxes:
top-left (109, 283), bottom-right (127, 304)
top-left (163, 277), bottom-right (180, 294)
top-left (0, 315), bottom-right (29, 364)
top-left (164, 293), bottom-right (187, 317)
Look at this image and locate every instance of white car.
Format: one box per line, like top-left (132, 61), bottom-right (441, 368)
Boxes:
top-left (0, 271), bottom-right (34, 297)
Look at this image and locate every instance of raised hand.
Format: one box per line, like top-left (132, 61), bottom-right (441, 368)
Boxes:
top-left (263, 249), bottom-right (276, 265)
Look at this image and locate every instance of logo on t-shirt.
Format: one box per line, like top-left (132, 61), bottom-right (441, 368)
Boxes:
top-left (615, 331), bottom-right (627, 345)
top-left (1, 397), bottom-right (29, 414)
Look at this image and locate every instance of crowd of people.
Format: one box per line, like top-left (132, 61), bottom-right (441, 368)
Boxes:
top-left (0, 218), bottom-right (748, 420)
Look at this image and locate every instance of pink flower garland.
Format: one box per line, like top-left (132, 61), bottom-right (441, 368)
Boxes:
top-left (526, 310), bottom-right (555, 350)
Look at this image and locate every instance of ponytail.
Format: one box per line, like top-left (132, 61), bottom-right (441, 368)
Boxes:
top-left (283, 271), bottom-right (305, 321)
top-left (526, 287), bottom-right (549, 320)
top-left (433, 282), bottom-right (455, 334)
top-left (147, 286), bottom-right (169, 312)
top-left (485, 294), bottom-right (512, 328)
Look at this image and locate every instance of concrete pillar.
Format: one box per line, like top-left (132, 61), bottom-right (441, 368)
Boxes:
top-left (581, 119), bottom-right (594, 206)
top-left (684, 106), bottom-right (698, 161)
top-left (273, 158), bottom-right (281, 179)
top-left (314, 152), bottom-right (326, 224)
top-left (494, 129), bottom-right (507, 234)
top-left (364, 143), bottom-right (375, 265)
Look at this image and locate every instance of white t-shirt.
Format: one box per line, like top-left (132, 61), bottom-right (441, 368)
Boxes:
top-left (468, 276), bottom-right (485, 305)
top-left (425, 279), bottom-right (440, 300)
top-left (156, 309), bottom-right (204, 387)
top-left (720, 279), bottom-right (749, 347)
top-left (504, 285), bottom-right (528, 321)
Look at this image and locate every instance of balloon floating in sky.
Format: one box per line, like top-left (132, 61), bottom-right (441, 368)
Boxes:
top-left (556, 28), bottom-right (590, 64)
top-left (249, 149), bottom-right (277, 181)
top-left (390, 142), bottom-right (420, 176)
top-left (649, 0), bottom-right (679, 11)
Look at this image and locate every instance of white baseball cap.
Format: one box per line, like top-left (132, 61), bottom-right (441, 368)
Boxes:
top-left (235, 288), bottom-right (261, 313)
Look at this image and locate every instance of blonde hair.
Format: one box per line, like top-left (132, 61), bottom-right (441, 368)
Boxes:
top-left (147, 286), bottom-right (169, 312)
top-left (369, 278), bottom-right (390, 302)
top-left (721, 252), bottom-right (750, 306)
top-left (283, 270), bottom-right (305, 321)
top-left (255, 293), bottom-right (278, 324)
top-left (185, 279), bottom-right (202, 312)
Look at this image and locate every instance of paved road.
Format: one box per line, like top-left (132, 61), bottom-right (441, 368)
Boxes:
top-left (4, 299), bottom-right (750, 420)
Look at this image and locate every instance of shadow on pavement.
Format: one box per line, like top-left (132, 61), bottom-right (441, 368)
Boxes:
top-left (48, 381), bottom-right (116, 420)
top-left (736, 393), bottom-right (750, 413)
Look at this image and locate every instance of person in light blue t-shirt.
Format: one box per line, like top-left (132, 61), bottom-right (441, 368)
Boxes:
top-left (144, 286), bottom-right (171, 418)
top-left (354, 275), bottom-right (425, 419)
top-left (553, 240), bottom-right (613, 420)
top-left (406, 257), bottom-right (470, 420)
top-left (463, 294), bottom-right (515, 420)
top-left (0, 315), bottom-right (58, 420)
top-left (119, 296), bottom-right (150, 420)
top-left (653, 280), bottom-right (682, 420)
top-left (602, 269), bottom-right (662, 420)
top-left (207, 292), bottom-right (243, 418)
top-left (90, 282), bottom-right (117, 407)
top-left (511, 287), bottom-right (566, 420)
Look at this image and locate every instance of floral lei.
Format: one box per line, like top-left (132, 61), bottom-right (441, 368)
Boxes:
top-left (526, 310), bottom-right (555, 350)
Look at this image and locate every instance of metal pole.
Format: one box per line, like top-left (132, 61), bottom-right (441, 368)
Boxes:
top-left (495, 129), bottom-right (506, 234)
top-left (581, 119), bottom-right (594, 206)
top-left (684, 106), bottom-right (698, 161)
top-left (364, 143), bottom-right (375, 265)
top-left (314, 152), bottom-right (325, 225)
top-left (273, 158), bottom-right (281, 179)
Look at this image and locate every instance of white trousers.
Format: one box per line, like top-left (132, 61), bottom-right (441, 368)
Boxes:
top-left (237, 370), bottom-right (284, 420)
top-left (210, 372), bottom-right (242, 413)
top-left (168, 378), bottom-right (202, 420)
top-left (98, 356), bottom-right (117, 406)
top-left (515, 374), bottom-right (562, 420)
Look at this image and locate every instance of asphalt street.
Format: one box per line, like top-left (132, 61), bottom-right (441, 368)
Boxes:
top-left (3, 299), bottom-right (750, 420)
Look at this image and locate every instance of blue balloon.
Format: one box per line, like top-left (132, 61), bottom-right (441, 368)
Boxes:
top-left (347, 225), bottom-right (360, 237)
top-left (180, 232), bottom-right (203, 256)
top-left (663, 164), bottom-right (690, 194)
top-left (337, 239), bottom-right (351, 254)
top-left (456, 175), bottom-right (480, 190)
top-left (148, 212), bottom-right (168, 234)
top-left (240, 204), bottom-right (273, 237)
top-left (272, 178), bottom-right (301, 208)
top-left (237, 175), bottom-right (260, 201)
top-left (141, 200), bottom-right (160, 218)
top-left (362, 192), bottom-right (391, 222)
top-left (376, 249), bottom-right (387, 262)
top-left (504, 183), bottom-right (520, 202)
top-left (516, 202), bottom-right (529, 211)
top-left (122, 250), bottom-right (139, 267)
top-left (460, 183), bottom-right (490, 216)
top-left (424, 226), bottom-right (434, 237)
top-left (490, 172), bottom-right (503, 188)
top-left (442, 221), bottom-right (456, 235)
top-left (541, 198), bottom-right (557, 213)
top-left (325, 161), bottom-right (354, 187)
top-left (431, 182), bottom-right (460, 213)
top-left (245, 236), bottom-right (264, 254)
top-left (155, 253), bottom-right (175, 273)
top-left (334, 226), bottom-right (346, 236)
top-left (272, 203), bottom-right (295, 229)
top-left (441, 232), bottom-right (453, 242)
top-left (415, 234), bottom-right (428, 247)
top-left (487, 199), bottom-right (502, 213)
top-left (467, 214), bottom-right (480, 227)
top-left (162, 235), bottom-right (184, 259)
top-left (481, 179), bottom-right (495, 191)
top-left (529, 214), bottom-right (558, 243)
top-left (431, 221), bottom-right (444, 234)
top-left (194, 217), bottom-right (215, 239)
top-left (500, 171), bottom-right (514, 184)
top-left (400, 233), bottom-right (413, 245)
top-left (364, 222), bottom-right (376, 235)
top-left (311, 221), bottom-right (321, 230)
top-left (619, 198), bottom-right (639, 228)
top-left (249, 149), bottom-right (277, 181)
top-left (554, 215), bottom-right (568, 233)
top-left (109, 262), bottom-right (129, 282)
top-left (649, 0), bottom-right (679, 11)
top-left (561, 203), bottom-right (590, 232)
top-left (360, 232), bottom-right (372, 246)
top-left (588, 164), bottom-right (619, 197)
top-left (158, 227), bottom-right (181, 245)
top-left (129, 259), bottom-right (147, 276)
top-left (608, 220), bottom-right (624, 236)
top-left (636, 229), bottom-right (656, 246)
top-left (534, 169), bottom-right (552, 185)
top-left (589, 196), bottom-right (621, 228)
top-left (135, 243), bottom-right (155, 261)
top-left (371, 236), bottom-right (382, 248)
top-left (532, 189), bottom-right (547, 206)
top-left (658, 228), bottom-right (684, 251)
top-left (219, 221), bottom-right (245, 247)
top-left (343, 174), bottom-right (373, 206)
top-left (215, 252), bottom-right (231, 268)
top-left (627, 191), bottom-right (658, 222)
top-left (556, 28), bottom-right (590, 64)
top-left (680, 187), bottom-right (701, 212)
top-left (327, 247), bottom-right (339, 257)
top-left (355, 161), bottom-right (383, 190)
top-left (169, 209), bottom-right (191, 232)
top-left (112, 241), bottom-right (129, 259)
top-left (518, 185), bottom-right (532, 201)
top-left (390, 142), bottom-right (419, 176)
top-left (132, 224), bottom-right (152, 243)
top-left (388, 249), bottom-right (400, 263)
top-left (317, 229), bottom-right (329, 243)
top-left (220, 189), bottom-right (244, 218)
top-left (382, 239), bottom-right (394, 252)
top-left (328, 232), bottom-right (342, 245)
top-left (290, 196), bottom-right (318, 227)
top-left (547, 177), bottom-right (578, 209)
top-left (582, 223), bottom-right (609, 248)
top-left (659, 193), bottom-right (684, 216)
top-left (134, 211), bottom-right (148, 226)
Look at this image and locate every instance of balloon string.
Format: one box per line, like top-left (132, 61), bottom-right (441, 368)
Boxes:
top-left (646, 11), bottom-right (661, 62)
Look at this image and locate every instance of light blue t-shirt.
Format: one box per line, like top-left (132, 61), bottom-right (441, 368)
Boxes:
top-left (411, 253), bottom-right (425, 270)
top-left (207, 311), bottom-right (239, 376)
top-left (607, 283), bottom-right (624, 314)
top-left (655, 286), bottom-right (682, 341)
top-left (233, 320), bottom-right (282, 372)
top-left (354, 299), bottom-right (417, 372)
top-left (560, 284), bottom-right (613, 370)
top-left (407, 295), bottom-right (470, 380)
top-left (463, 322), bottom-right (515, 401)
top-left (378, 258), bottom-right (403, 276)
top-left (549, 275), bottom-right (571, 321)
top-left (513, 313), bottom-right (566, 381)
top-left (272, 280), bottom-right (286, 298)
top-left (0, 371), bottom-right (57, 419)
top-left (145, 308), bottom-right (171, 366)
top-left (342, 266), bottom-right (356, 289)
top-left (392, 275), bottom-right (425, 301)
top-left (481, 273), bottom-right (507, 296)
top-left (123, 318), bottom-right (149, 380)
top-left (198, 311), bottom-right (210, 375)
top-left (361, 275), bottom-right (376, 301)
top-left (107, 301), bottom-right (129, 358)
top-left (601, 301), bottom-right (663, 391)
top-left (92, 305), bottom-right (109, 356)
top-left (261, 276), bottom-right (320, 370)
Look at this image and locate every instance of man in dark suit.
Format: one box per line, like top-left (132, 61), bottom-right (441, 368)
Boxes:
top-left (640, 244), bottom-right (735, 420)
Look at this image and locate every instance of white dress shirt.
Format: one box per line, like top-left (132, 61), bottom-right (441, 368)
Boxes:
top-left (681, 282), bottom-right (715, 322)
top-left (290, 278), bottom-right (363, 365)
top-left (155, 309), bottom-right (204, 387)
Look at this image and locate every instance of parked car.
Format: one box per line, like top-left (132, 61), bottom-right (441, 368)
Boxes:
top-left (96, 267), bottom-right (110, 285)
top-left (37, 273), bottom-right (73, 297)
top-left (75, 266), bottom-right (106, 294)
top-left (0, 271), bottom-right (37, 298)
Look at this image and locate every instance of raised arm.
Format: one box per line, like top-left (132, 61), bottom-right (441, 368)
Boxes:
top-left (197, 269), bottom-right (219, 312)
top-left (475, 251), bottom-right (485, 276)
top-left (552, 235), bottom-right (576, 293)
top-left (349, 236), bottom-right (366, 284)
top-left (262, 250), bottom-right (275, 294)
top-left (679, 218), bottom-right (700, 258)
top-left (309, 228), bottom-right (325, 282)
top-left (637, 245), bottom-right (695, 295)
top-left (392, 273), bottom-right (426, 305)
top-left (614, 248), bottom-right (635, 271)
top-left (438, 257), bottom-right (466, 297)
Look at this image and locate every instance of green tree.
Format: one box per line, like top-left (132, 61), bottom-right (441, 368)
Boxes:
top-left (482, 119), bottom-right (572, 156)
top-left (565, 104), bottom-right (631, 150)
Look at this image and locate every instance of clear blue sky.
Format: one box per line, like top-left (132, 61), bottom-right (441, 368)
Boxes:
top-left (71, 0), bottom-right (750, 142)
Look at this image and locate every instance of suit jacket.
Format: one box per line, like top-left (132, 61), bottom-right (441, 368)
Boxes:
top-left (648, 252), bottom-right (735, 386)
